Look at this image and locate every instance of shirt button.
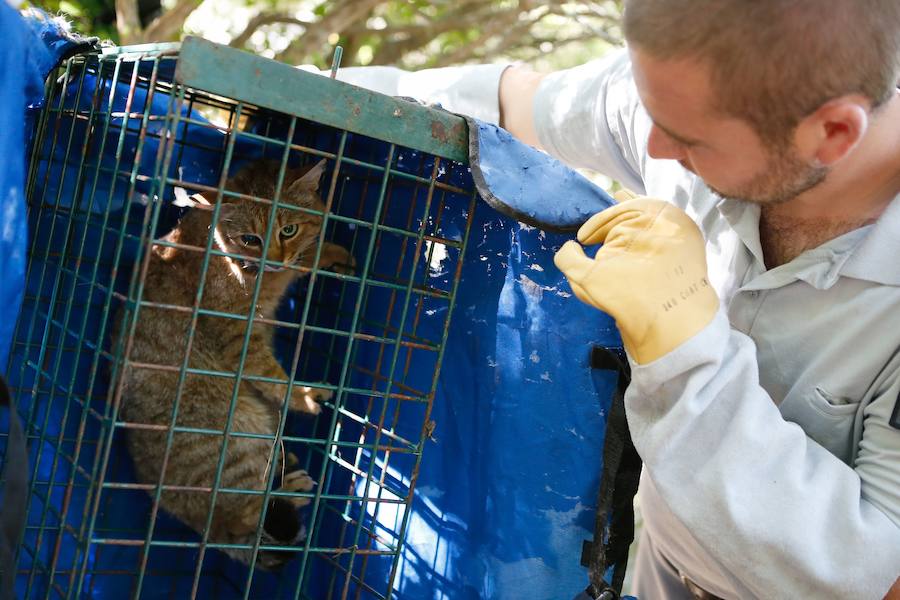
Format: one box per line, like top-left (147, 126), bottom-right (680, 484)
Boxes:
top-left (748, 290), bottom-right (759, 298)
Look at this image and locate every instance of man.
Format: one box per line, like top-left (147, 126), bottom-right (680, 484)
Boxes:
top-left (333, 1), bottom-right (900, 597)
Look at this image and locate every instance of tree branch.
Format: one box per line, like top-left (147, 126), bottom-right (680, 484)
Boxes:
top-left (141, 0), bottom-right (203, 42)
top-left (369, 2), bottom-right (524, 66)
top-left (115, 0), bottom-right (142, 44)
top-left (298, 0), bottom-right (383, 57)
top-left (229, 12), bottom-right (312, 49)
top-left (429, 6), bottom-right (547, 68)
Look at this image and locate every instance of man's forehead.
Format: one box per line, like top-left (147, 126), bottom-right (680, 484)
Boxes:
top-left (628, 46), bottom-right (715, 107)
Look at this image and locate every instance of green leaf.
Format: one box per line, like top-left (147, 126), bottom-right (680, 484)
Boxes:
top-left (58, 0), bottom-right (84, 16)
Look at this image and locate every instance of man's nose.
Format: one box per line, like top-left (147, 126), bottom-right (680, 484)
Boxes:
top-left (647, 124), bottom-right (687, 161)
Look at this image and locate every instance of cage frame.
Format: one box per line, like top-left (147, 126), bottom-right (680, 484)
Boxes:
top-left (7, 35), bottom-right (478, 600)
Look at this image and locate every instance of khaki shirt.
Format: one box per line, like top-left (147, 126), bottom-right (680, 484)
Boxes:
top-left (535, 50), bottom-right (900, 599)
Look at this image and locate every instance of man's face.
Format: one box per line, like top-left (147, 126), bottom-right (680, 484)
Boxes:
top-left (629, 48), bottom-right (827, 205)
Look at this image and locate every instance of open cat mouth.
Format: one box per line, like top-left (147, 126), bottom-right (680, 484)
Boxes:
top-left (240, 260), bottom-right (291, 273)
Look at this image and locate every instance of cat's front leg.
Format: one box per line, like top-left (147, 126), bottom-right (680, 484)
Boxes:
top-left (240, 331), bottom-right (331, 415)
top-left (286, 384), bottom-right (333, 414)
top-left (303, 242), bottom-right (355, 274)
top-left (248, 366), bottom-right (329, 416)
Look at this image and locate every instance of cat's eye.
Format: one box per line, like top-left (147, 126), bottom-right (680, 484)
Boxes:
top-left (240, 234), bottom-right (262, 247)
top-left (280, 224), bottom-right (299, 239)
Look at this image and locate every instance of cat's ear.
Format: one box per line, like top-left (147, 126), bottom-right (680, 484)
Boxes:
top-left (288, 159), bottom-right (327, 193)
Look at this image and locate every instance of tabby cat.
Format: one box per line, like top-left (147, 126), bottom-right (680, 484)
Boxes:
top-left (117, 158), bottom-right (352, 569)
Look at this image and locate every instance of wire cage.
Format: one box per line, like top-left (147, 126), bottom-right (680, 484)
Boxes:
top-left (4, 37), bottom-right (478, 599)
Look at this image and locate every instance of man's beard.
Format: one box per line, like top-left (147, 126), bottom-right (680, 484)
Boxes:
top-left (708, 146), bottom-right (829, 205)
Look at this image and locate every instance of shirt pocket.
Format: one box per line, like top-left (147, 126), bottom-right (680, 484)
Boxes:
top-left (778, 386), bottom-right (861, 462)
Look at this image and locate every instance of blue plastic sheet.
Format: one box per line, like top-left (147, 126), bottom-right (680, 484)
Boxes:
top-left (0, 5), bottom-right (51, 370)
top-left (466, 118), bottom-right (617, 232)
top-left (2, 12), bottom-right (629, 599)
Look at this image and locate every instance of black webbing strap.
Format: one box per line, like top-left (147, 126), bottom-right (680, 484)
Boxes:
top-left (0, 375), bottom-right (26, 600)
top-left (578, 346), bottom-right (642, 600)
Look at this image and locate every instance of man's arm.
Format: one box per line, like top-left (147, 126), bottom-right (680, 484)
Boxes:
top-left (626, 311), bottom-right (900, 598)
top-left (324, 63), bottom-right (511, 125)
top-left (322, 51), bottom-right (649, 191)
top-left (498, 64), bottom-right (547, 149)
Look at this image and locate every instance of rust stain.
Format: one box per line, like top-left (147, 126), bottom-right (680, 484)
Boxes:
top-left (345, 96), bottom-right (362, 117)
top-left (431, 121), bottom-right (449, 142)
top-left (450, 121), bottom-right (466, 141)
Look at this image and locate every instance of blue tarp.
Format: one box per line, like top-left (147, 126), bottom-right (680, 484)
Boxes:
top-left (0, 4), bottom-right (52, 371)
top-left (1, 10), bottom-right (627, 599)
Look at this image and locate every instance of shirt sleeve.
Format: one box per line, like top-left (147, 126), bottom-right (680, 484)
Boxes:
top-left (625, 310), bottom-right (900, 599)
top-left (532, 49), bottom-right (650, 193)
top-left (330, 64), bottom-right (510, 125)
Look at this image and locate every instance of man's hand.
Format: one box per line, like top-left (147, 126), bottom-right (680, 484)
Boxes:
top-left (554, 196), bottom-right (719, 364)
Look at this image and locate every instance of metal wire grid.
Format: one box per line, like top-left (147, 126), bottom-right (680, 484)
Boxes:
top-left (4, 44), bottom-right (477, 599)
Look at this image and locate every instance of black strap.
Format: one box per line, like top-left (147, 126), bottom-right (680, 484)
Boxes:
top-left (579, 346), bottom-right (642, 600)
top-left (0, 375), bottom-right (27, 600)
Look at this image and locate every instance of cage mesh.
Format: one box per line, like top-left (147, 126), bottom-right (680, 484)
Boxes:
top-left (4, 41), bottom-right (477, 599)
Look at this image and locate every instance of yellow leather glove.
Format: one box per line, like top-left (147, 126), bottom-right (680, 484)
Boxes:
top-left (554, 196), bottom-right (719, 364)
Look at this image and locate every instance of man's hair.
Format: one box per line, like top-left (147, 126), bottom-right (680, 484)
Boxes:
top-left (623, 0), bottom-right (900, 145)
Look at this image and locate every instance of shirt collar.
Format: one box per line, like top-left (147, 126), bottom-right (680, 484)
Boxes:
top-left (840, 193), bottom-right (900, 286)
top-left (715, 192), bottom-right (900, 290)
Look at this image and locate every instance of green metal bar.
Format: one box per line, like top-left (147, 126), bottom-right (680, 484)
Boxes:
top-left (74, 53), bottom-right (169, 598)
top-left (305, 174), bottom-right (378, 597)
top-left (16, 540), bottom-right (70, 600)
top-left (346, 156), bottom-right (444, 588)
top-left (131, 90), bottom-right (235, 599)
top-left (16, 56), bottom-right (76, 454)
top-left (22, 55), bottom-right (94, 599)
top-left (38, 195), bottom-right (466, 253)
top-left (23, 331), bottom-right (436, 404)
top-left (158, 137), bottom-right (472, 195)
top-left (329, 46), bottom-right (343, 79)
top-left (387, 189), bottom-right (479, 592)
top-left (67, 57), bottom-right (147, 591)
top-left (34, 53), bottom-right (112, 589)
top-left (227, 118), bottom-right (309, 582)
top-left (175, 37), bottom-right (469, 164)
top-left (186, 111), bottom-right (296, 598)
top-left (241, 130), bottom-right (351, 586)
top-left (4, 62), bottom-right (61, 589)
top-left (293, 144), bottom-right (397, 600)
top-left (92, 538), bottom-right (396, 555)
top-left (342, 150), bottom-right (434, 598)
top-left (324, 143), bottom-right (402, 600)
top-left (12, 37), bottom-right (482, 599)
top-left (100, 41), bottom-right (181, 57)
top-left (35, 229), bottom-right (461, 306)
top-left (335, 163), bottom-right (418, 596)
top-left (20, 62), bottom-right (57, 219)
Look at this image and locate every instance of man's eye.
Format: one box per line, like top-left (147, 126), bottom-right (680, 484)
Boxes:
top-left (240, 234), bottom-right (262, 247)
top-left (281, 224), bottom-right (299, 238)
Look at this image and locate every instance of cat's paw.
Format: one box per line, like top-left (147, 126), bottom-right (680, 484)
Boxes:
top-left (330, 254), bottom-right (356, 275)
top-left (318, 242), bottom-right (356, 275)
top-left (289, 385), bottom-right (332, 415)
top-left (277, 469), bottom-right (317, 508)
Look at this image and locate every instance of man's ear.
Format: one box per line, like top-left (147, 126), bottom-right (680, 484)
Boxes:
top-left (796, 95), bottom-right (870, 166)
top-left (287, 159), bottom-right (327, 193)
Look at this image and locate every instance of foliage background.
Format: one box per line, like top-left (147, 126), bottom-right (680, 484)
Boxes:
top-left (35, 0), bottom-right (623, 72)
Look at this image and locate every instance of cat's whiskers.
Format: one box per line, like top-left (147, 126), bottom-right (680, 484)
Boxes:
top-left (225, 256), bottom-right (246, 284)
